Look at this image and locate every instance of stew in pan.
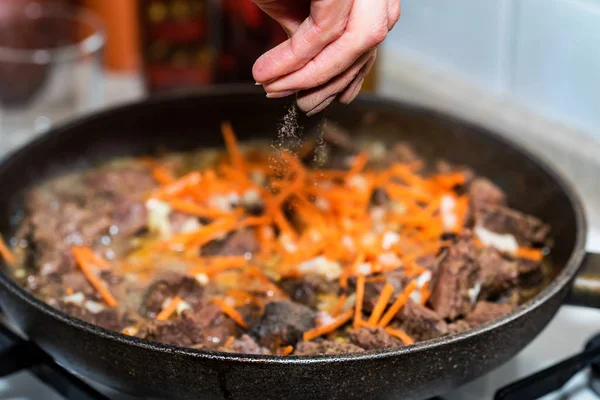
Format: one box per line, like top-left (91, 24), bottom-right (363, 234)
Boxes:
top-left (3, 121), bottom-right (552, 356)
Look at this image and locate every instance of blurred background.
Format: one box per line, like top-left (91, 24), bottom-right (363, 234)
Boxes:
top-left (0, 0), bottom-right (599, 153)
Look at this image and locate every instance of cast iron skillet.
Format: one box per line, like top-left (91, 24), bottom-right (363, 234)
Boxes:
top-left (0, 86), bottom-right (596, 400)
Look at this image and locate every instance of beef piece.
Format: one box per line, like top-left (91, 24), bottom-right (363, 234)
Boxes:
top-left (465, 301), bottom-right (513, 326)
top-left (204, 229), bottom-right (258, 256)
top-left (141, 274), bottom-right (203, 317)
top-left (396, 299), bottom-right (448, 341)
top-left (18, 165), bottom-right (156, 276)
top-left (468, 178), bottom-right (506, 210)
top-left (370, 187), bottom-right (389, 206)
top-left (447, 320), bottom-right (471, 335)
top-left (383, 142), bottom-right (422, 166)
top-left (281, 275), bottom-right (338, 308)
top-left (321, 123), bottom-right (357, 152)
top-left (518, 258), bottom-right (544, 288)
top-left (477, 247), bottom-right (518, 300)
top-left (475, 205), bottom-right (550, 245)
top-left (61, 272), bottom-right (94, 296)
top-left (429, 233), bottom-right (480, 320)
top-left (221, 334), bottom-right (271, 355)
top-left (253, 301), bottom-right (315, 347)
top-left (349, 327), bottom-right (401, 350)
top-left (294, 340), bottom-right (365, 355)
top-left (58, 302), bottom-right (129, 332)
top-left (143, 303), bottom-right (236, 348)
top-left (435, 160), bottom-right (475, 185)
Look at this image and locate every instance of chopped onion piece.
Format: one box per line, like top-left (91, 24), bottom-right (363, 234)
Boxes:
top-left (409, 290), bottom-right (422, 304)
top-left (315, 197), bottom-right (330, 211)
top-left (474, 225), bottom-right (518, 253)
top-left (370, 207), bottom-right (386, 221)
top-left (297, 256), bottom-right (342, 281)
top-left (379, 252), bottom-right (401, 267)
top-left (180, 218), bottom-right (202, 233)
top-left (468, 283), bottom-right (482, 304)
top-left (347, 175), bottom-right (367, 191)
top-left (315, 311), bottom-right (335, 327)
top-left (63, 292), bottom-right (85, 306)
top-left (357, 262), bottom-right (372, 276)
top-left (146, 199), bottom-right (173, 239)
top-left (382, 231), bottom-right (400, 250)
top-left (416, 270), bottom-right (432, 288)
top-left (242, 189), bottom-right (262, 207)
top-left (176, 300), bottom-right (191, 315)
top-left (84, 300), bottom-right (105, 314)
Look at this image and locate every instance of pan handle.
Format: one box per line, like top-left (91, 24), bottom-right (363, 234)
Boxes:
top-left (564, 252), bottom-right (600, 308)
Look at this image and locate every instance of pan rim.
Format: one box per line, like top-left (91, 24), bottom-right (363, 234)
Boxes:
top-left (0, 85), bottom-right (588, 365)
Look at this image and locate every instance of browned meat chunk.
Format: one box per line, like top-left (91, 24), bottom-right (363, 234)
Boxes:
top-left (475, 205), bottom-right (550, 245)
top-left (468, 178), bottom-right (506, 210)
top-left (465, 301), bottom-right (513, 326)
top-left (58, 302), bottom-right (131, 332)
top-left (253, 301), bottom-right (315, 347)
top-left (383, 142), bottom-right (422, 166)
top-left (349, 327), bottom-right (401, 350)
top-left (17, 165), bottom-right (155, 277)
top-left (279, 275), bottom-right (336, 308)
top-left (517, 258), bottom-right (544, 288)
top-left (429, 233), bottom-right (480, 320)
top-left (142, 303), bottom-right (236, 348)
top-left (396, 299), bottom-right (448, 341)
top-left (370, 187), bottom-right (389, 206)
top-left (141, 274), bottom-right (203, 318)
top-left (294, 340), bottom-right (365, 355)
top-left (447, 320), bottom-right (471, 335)
top-left (221, 334), bottom-right (271, 355)
top-left (203, 229), bottom-right (258, 256)
top-left (477, 247), bottom-right (518, 300)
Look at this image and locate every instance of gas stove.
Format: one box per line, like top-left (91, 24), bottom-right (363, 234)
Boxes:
top-left (0, 229), bottom-right (599, 400)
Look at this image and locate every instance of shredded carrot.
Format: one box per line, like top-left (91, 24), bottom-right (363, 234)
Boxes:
top-left (65, 287), bottom-right (74, 295)
top-left (367, 283), bottom-right (394, 326)
top-left (516, 246), bottom-right (544, 262)
top-left (156, 296), bottom-right (182, 321)
top-left (303, 309), bottom-right (353, 341)
top-left (72, 247), bottom-right (117, 307)
top-left (354, 274), bottom-right (366, 329)
top-left (155, 171), bottom-right (202, 198)
top-left (385, 327), bottom-right (415, 345)
top-left (279, 345), bottom-right (294, 356)
top-left (378, 280), bottom-right (418, 327)
top-left (224, 336), bottom-right (236, 348)
top-left (212, 298), bottom-right (248, 329)
top-left (348, 152), bottom-right (369, 176)
top-left (152, 165), bottom-right (175, 184)
top-left (76, 247), bottom-right (113, 270)
top-left (0, 235), bottom-right (15, 264)
top-left (331, 294), bottom-right (347, 317)
top-left (221, 122), bottom-right (245, 172)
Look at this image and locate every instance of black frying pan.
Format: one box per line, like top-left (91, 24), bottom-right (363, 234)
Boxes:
top-left (0, 86), bottom-right (596, 400)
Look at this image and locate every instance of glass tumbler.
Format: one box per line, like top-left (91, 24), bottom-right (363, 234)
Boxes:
top-left (0, 1), bottom-right (105, 155)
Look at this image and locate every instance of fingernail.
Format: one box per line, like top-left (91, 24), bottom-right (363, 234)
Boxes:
top-left (255, 82), bottom-right (263, 86)
top-left (266, 90), bottom-right (296, 99)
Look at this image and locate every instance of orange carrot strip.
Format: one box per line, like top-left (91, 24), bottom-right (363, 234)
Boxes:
top-left (155, 171), bottom-right (202, 198)
top-left (65, 287), bottom-right (74, 295)
top-left (77, 247), bottom-right (113, 270)
top-left (224, 336), bottom-right (236, 348)
top-left (351, 252), bottom-right (366, 276)
top-left (331, 294), bottom-right (347, 317)
top-left (0, 235), bottom-right (15, 264)
top-left (354, 274), bottom-right (366, 329)
top-left (221, 122), bottom-right (245, 172)
top-left (72, 247), bottom-right (117, 307)
top-left (303, 309), bottom-right (353, 341)
top-left (279, 345), bottom-right (294, 356)
top-left (367, 283), bottom-right (395, 326)
top-left (516, 246), bottom-right (544, 262)
top-left (152, 165), bottom-right (175, 185)
top-left (212, 298), bottom-right (248, 329)
top-left (385, 327), bottom-right (415, 345)
top-left (377, 280), bottom-right (418, 327)
top-left (348, 152), bottom-right (369, 176)
top-left (156, 296), bottom-right (182, 321)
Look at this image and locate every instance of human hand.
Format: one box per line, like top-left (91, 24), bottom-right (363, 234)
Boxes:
top-left (251, 0), bottom-right (400, 115)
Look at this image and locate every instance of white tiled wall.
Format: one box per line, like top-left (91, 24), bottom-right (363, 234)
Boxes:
top-left (384, 0), bottom-right (600, 137)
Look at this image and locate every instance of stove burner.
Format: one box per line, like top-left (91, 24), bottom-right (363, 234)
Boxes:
top-left (495, 332), bottom-right (600, 399)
